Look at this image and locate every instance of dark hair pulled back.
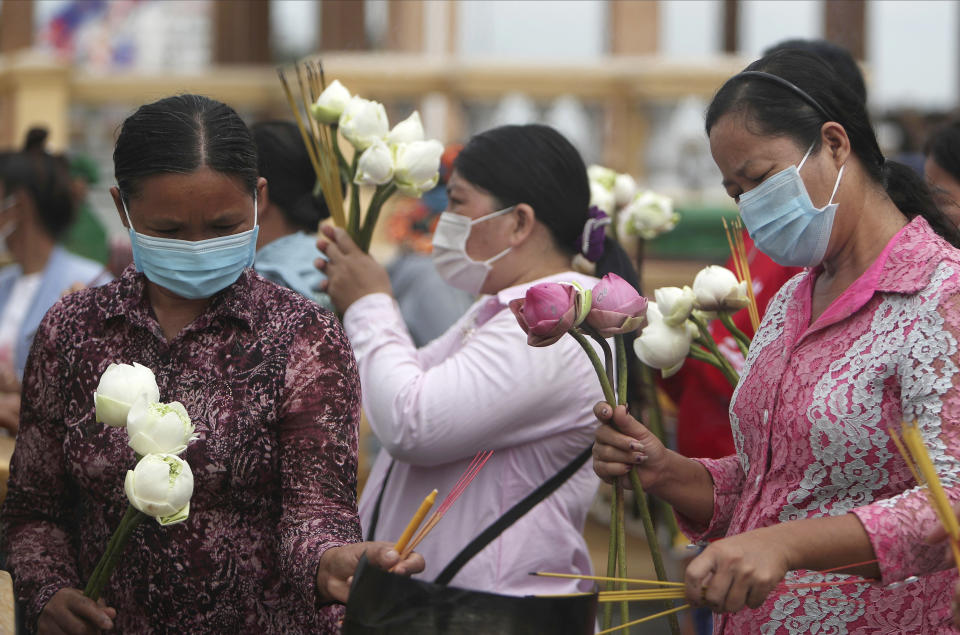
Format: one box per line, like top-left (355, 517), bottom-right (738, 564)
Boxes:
top-left (453, 123), bottom-right (640, 291)
top-left (706, 49), bottom-right (960, 248)
top-left (251, 120), bottom-right (329, 232)
top-left (114, 94), bottom-right (258, 201)
top-left (1, 149), bottom-right (74, 240)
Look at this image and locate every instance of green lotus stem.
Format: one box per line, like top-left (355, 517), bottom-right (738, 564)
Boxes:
top-left (568, 329), bottom-right (615, 405)
top-left (637, 363), bottom-right (666, 443)
top-left (347, 153), bottom-right (361, 240)
top-left (85, 502), bottom-right (137, 597)
top-left (628, 469), bottom-right (681, 635)
top-left (84, 505), bottom-right (146, 601)
top-left (332, 128), bottom-right (351, 184)
top-left (357, 182), bottom-right (398, 253)
top-left (582, 324), bottom-right (615, 394)
top-left (616, 484), bottom-right (629, 632)
top-left (603, 484), bottom-right (619, 630)
top-left (615, 336), bottom-right (628, 408)
top-left (689, 344), bottom-right (740, 387)
top-left (690, 314), bottom-right (740, 388)
top-left (635, 362), bottom-right (682, 554)
top-left (719, 312), bottom-right (751, 358)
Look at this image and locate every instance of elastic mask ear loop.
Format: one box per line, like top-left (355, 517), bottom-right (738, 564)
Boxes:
top-left (470, 204), bottom-right (515, 226)
top-left (826, 164), bottom-right (845, 207)
top-left (796, 142), bottom-right (845, 208)
top-left (484, 245), bottom-right (512, 266)
top-left (121, 196), bottom-right (137, 233)
top-left (797, 141), bottom-right (817, 171)
top-left (477, 205), bottom-right (516, 265)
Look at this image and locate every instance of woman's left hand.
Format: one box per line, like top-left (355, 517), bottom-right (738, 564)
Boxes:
top-left (316, 542), bottom-right (425, 604)
top-left (316, 225), bottom-right (392, 312)
top-left (684, 526), bottom-right (790, 613)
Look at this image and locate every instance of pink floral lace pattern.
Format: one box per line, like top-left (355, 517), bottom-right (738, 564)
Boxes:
top-left (679, 218), bottom-right (960, 634)
top-left (1, 267), bottom-right (361, 633)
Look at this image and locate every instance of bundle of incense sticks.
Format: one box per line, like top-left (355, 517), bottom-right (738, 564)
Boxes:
top-left (532, 560), bottom-right (879, 634)
top-left (534, 558), bottom-right (879, 600)
top-left (276, 59), bottom-right (346, 230)
top-left (394, 450), bottom-right (494, 561)
top-left (596, 604), bottom-right (690, 634)
top-left (890, 420), bottom-right (960, 571)
top-left (722, 217), bottom-right (761, 331)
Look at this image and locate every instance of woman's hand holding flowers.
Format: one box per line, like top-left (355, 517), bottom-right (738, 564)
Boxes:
top-left (40, 589), bottom-right (116, 634)
top-left (316, 225), bottom-right (392, 312)
top-left (592, 403), bottom-right (668, 490)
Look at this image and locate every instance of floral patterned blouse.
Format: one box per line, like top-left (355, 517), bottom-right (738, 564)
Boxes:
top-left (680, 217), bottom-right (960, 634)
top-left (1, 266), bottom-right (362, 633)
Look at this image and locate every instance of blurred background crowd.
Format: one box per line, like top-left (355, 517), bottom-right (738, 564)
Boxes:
top-left (1, 0), bottom-right (957, 273)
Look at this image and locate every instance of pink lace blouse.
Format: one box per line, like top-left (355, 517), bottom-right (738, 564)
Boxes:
top-left (681, 217), bottom-right (960, 633)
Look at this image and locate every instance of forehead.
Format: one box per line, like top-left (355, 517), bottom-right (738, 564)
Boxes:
top-left (708, 113), bottom-right (805, 172)
top-left (127, 167), bottom-right (250, 216)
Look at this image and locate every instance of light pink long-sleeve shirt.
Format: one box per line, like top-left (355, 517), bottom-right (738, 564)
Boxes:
top-left (681, 217), bottom-right (960, 633)
top-left (344, 271), bottom-right (602, 595)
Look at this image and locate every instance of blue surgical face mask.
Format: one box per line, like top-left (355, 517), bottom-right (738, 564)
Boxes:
top-left (123, 197), bottom-right (259, 299)
top-left (737, 143), bottom-right (845, 267)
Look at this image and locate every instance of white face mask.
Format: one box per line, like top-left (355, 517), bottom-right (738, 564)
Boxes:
top-left (431, 205), bottom-right (514, 295)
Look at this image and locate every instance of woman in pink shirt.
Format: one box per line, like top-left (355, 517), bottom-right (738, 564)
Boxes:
top-left (594, 49), bottom-right (960, 632)
top-left (318, 124), bottom-right (640, 595)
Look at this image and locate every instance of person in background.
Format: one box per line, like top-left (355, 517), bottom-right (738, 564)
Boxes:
top-left (1, 94), bottom-right (422, 634)
top-left (386, 144), bottom-right (473, 346)
top-left (0, 146), bottom-right (111, 434)
top-left (63, 152), bottom-right (110, 265)
top-left (924, 121), bottom-right (960, 227)
top-left (318, 124), bottom-right (640, 595)
top-left (251, 120), bottom-right (334, 310)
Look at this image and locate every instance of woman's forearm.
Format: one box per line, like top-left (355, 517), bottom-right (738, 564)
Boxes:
top-left (777, 513), bottom-right (879, 578)
top-left (646, 450), bottom-right (717, 526)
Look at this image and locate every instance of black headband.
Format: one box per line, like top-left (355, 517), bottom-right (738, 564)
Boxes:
top-left (736, 71), bottom-right (833, 121)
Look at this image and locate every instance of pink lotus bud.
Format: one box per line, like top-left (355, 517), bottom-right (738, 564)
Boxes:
top-left (508, 282), bottom-right (578, 347)
top-left (586, 273), bottom-right (648, 337)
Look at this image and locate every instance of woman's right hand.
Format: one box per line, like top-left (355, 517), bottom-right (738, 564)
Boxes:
top-left (592, 403), bottom-right (670, 490)
top-left (39, 589), bottom-right (115, 634)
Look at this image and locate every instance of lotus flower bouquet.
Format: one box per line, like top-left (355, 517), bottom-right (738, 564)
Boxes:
top-left (83, 362), bottom-right (197, 601)
top-left (635, 265), bottom-right (754, 387)
top-left (278, 62), bottom-right (444, 253)
top-left (588, 164), bottom-right (679, 244)
top-left (509, 274), bottom-right (678, 634)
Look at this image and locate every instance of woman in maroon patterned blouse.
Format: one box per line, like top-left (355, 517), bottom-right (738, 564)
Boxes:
top-left (0, 94), bottom-right (422, 634)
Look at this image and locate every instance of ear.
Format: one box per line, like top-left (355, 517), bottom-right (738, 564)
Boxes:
top-left (820, 122), bottom-right (851, 168)
top-left (109, 186), bottom-right (129, 229)
top-left (509, 203), bottom-right (537, 246)
top-left (256, 177), bottom-right (270, 220)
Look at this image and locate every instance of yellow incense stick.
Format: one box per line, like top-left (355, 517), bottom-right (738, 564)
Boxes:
top-left (897, 420), bottom-right (960, 574)
top-left (394, 489), bottom-right (437, 554)
top-left (532, 571), bottom-right (684, 587)
top-left (595, 591), bottom-right (686, 602)
top-left (722, 217), bottom-right (760, 330)
top-left (595, 603), bottom-right (690, 634)
top-left (888, 426), bottom-right (922, 485)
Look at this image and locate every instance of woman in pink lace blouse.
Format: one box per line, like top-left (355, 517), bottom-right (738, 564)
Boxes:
top-left (594, 50), bottom-right (960, 633)
top-left (0, 95), bottom-right (422, 634)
